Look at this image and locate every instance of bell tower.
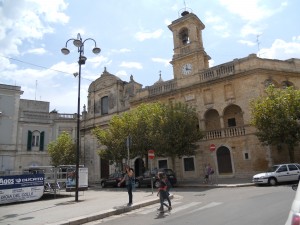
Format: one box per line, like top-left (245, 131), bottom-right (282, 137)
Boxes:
top-left (168, 10), bottom-right (210, 80)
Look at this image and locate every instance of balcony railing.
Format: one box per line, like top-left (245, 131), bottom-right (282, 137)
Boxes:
top-left (148, 80), bottom-right (177, 96)
top-left (200, 63), bottom-right (235, 82)
top-left (204, 126), bottom-right (246, 140)
top-left (136, 62), bottom-right (235, 98)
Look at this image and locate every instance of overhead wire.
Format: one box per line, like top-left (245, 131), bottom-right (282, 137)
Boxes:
top-left (0, 55), bottom-right (94, 82)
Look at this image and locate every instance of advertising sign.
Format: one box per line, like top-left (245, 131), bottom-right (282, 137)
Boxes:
top-left (0, 174), bottom-right (44, 204)
top-left (66, 167), bottom-right (88, 192)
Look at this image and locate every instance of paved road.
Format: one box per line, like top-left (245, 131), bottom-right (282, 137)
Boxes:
top-left (0, 178), bottom-right (256, 225)
top-left (84, 185), bottom-right (295, 225)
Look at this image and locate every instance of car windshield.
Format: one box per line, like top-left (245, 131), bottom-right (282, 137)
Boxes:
top-left (267, 165), bottom-right (280, 172)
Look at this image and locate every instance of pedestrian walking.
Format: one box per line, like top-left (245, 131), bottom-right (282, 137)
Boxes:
top-left (157, 172), bottom-right (172, 212)
top-left (204, 163), bottom-right (214, 184)
top-left (118, 165), bottom-right (134, 206)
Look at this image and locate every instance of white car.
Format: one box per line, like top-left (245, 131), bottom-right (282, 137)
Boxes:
top-left (285, 181), bottom-right (300, 225)
top-left (252, 163), bottom-right (300, 186)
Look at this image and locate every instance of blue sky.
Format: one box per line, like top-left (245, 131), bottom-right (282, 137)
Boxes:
top-left (1, 0), bottom-right (300, 113)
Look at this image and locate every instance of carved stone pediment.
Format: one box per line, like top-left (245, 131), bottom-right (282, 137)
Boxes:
top-left (89, 68), bottom-right (122, 92)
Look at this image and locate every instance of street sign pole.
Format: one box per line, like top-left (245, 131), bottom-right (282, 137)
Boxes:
top-left (126, 136), bottom-right (131, 165)
top-left (151, 159), bottom-right (153, 194)
top-left (148, 150), bottom-right (155, 194)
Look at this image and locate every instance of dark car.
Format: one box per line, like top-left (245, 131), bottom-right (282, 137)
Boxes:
top-left (100, 172), bottom-right (125, 188)
top-left (135, 168), bottom-right (177, 188)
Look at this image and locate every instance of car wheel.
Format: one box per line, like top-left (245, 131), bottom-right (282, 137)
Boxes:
top-left (268, 177), bottom-right (277, 186)
top-left (101, 181), bottom-right (106, 188)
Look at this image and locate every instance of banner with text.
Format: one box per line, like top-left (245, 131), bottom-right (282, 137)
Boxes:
top-left (0, 174), bottom-right (44, 204)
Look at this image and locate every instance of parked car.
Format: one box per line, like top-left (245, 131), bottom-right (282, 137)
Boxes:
top-left (100, 172), bottom-right (125, 188)
top-left (135, 168), bottom-right (177, 188)
top-left (252, 163), bottom-right (300, 186)
top-left (285, 179), bottom-right (300, 225)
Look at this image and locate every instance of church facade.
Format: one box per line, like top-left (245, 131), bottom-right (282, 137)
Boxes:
top-left (81, 11), bottom-right (300, 182)
top-left (2, 10), bottom-right (300, 183)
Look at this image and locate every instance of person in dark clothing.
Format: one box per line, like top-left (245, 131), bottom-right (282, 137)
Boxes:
top-left (118, 165), bottom-right (134, 206)
top-left (157, 172), bottom-right (172, 212)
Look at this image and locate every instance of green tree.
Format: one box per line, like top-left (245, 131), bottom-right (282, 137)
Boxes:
top-left (92, 103), bottom-right (164, 166)
top-left (47, 131), bottom-right (76, 166)
top-left (92, 102), bottom-right (203, 168)
top-left (92, 115), bottom-right (129, 165)
top-left (250, 85), bottom-right (300, 162)
top-left (156, 102), bottom-right (204, 168)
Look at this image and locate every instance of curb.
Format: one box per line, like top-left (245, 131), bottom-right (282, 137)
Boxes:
top-left (51, 195), bottom-right (173, 225)
top-left (177, 183), bottom-right (254, 188)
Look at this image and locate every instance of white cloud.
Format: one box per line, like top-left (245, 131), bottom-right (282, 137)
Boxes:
top-left (31, 0), bottom-right (69, 24)
top-left (219, 0), bottom-right (279, 22)
top-left (209, 59), bottom-right (215, 67)
top-left (240, 23), bottom-right (264, 37)
top-left (151, 58), bottom-right (170, 67)
top-left (87, 55), bottom-right (111, 68)
top-left (218, 0), bottom-right (287, 38)
top-left (238, 40), bottom-right (256, 47)
top-left (134, 29), bottom-right (164, 41)
top-left (119, 62), bottom-right (143, 69)
top-left (293, 36), bottom-right (300, 42)
top-left (115, 70), bottom-right (128, 79)
top-left (164, 19), bottom-right (172, 26)
top-left (0, 0), bottom-right (69, 56)
top-left (258, 38), bottom-right (300, 59)
top-left (27, 48), bottom-right (47, 55)
top-left (205, 12), bottom-right (230, 38)
top-left (111, 48), bottom-right (131, 54)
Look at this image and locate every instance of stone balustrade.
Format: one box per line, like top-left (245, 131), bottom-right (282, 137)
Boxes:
top-left (204, 126), bottom-right (246, 140)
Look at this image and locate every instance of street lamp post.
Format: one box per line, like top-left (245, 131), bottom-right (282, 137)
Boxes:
top-left (61, 33), bottom-right (100, 202)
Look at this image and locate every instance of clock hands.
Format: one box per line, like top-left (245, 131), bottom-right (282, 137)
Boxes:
top-left (185, 65), bottom-right (191, 71)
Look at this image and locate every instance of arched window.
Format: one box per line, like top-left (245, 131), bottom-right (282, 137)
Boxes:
top-left (179, 28), bottom-right (189, 45)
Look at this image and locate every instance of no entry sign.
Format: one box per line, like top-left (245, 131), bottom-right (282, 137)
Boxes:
top-left (148, 150), bottom-right (155, 160)
top-left (210, 144), bottom-right (216, 152)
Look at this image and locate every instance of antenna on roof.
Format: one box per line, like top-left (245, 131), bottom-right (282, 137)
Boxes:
top-left (35, 80), bottom-right (37, 100)
top-left (256, 35), bottom-right (261, 57)
top-left (179, 0), bottom-right (191, 17)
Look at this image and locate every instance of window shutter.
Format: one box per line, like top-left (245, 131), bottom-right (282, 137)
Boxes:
top-left (40, 131), bottom-right (45, 151)
top-left (27, 131), bottom-right (32, 151)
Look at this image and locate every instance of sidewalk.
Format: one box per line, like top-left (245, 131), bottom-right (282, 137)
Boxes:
top-left (0, 178), bottom-right (254, 225)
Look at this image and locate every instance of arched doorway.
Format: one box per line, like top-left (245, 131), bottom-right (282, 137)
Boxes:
top-left (134, 158), bottom-right (145, 177)
top-left (216, 146), bottom-right (233, 174)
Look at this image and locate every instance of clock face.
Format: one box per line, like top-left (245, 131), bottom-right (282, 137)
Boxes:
top-left (182, 63), bottom-right (192, 75)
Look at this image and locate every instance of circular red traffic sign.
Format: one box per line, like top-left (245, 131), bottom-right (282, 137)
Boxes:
top-left (148, 150), bottom-right (155, 160)
top-left (210, 144), bottom-right (216, 152)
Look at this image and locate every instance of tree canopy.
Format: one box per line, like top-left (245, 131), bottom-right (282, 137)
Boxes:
top-left (92, 102), bottom-right (203, 168)
top-left (250, 85), bottom-right (300, 162)
top-left (47, 131), bottom-right (76, 166)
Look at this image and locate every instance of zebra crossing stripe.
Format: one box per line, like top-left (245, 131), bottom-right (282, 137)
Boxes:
top-left (171, 202), bottom-right (202, 213)
top-left (139, 201), bottom-right (182, 214)
top-left (188, 202), bottom-right (223, 214)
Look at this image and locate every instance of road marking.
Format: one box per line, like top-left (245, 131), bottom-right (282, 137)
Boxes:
top-left (171, 202), bottom-right (202, 213)
top-left (138, 201), bottom-right (182, 214)
top-left (188, 202), bottom-right (223, 214)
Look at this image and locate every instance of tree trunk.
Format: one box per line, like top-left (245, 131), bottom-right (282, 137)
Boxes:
top-left (171, 156), bottom-right (176, 171)
top-left (288, 144), bottom-right (295, 163)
